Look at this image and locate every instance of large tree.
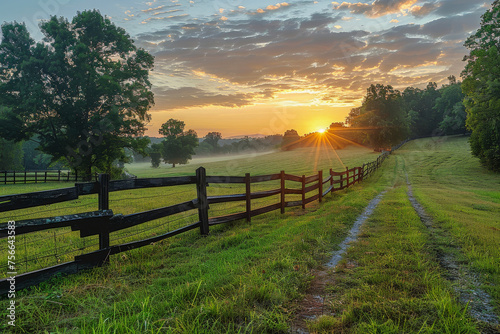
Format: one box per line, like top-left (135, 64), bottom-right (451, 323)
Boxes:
top-left (352, 84), bottom-right (408, 148)
top-left (0, 10), bottom-right (154, 179)
top-left (402, 82), bottom-right (442, 138)
top-left (462, 0), bottom-right (500, 171)
top-left (436, 77), bottom-right (466, 135)
top-left (159, 119), bottom-right (198, 167)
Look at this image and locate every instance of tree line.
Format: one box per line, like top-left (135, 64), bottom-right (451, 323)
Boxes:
top-left (342, 76), bottom-right (466, 149)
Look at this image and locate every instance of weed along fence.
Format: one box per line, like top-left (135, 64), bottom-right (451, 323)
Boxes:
top-left (0, 145), bottom-right (403, 294)
top-left (1, 170), bottom-right (80, 184)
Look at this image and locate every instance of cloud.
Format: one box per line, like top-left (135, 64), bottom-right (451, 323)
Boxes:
top-left (334, 0), bottom-right (485, 18)
top-left (409, 2), bottom-right (439, 17)
top-left (333, 0), bottom-right (418, 18)
top-left (153, 87), bottom-right (267, 110)
top-left (142, 5), bottom-right (165, 13)
top-left (134, 2), bottom-right (486, 111)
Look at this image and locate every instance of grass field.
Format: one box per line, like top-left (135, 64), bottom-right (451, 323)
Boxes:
top-left (0, 137), bottom-right (499, 333)
top-left (124, 145), bottom-right (378, 178)
top-left (0, 144), bottom-right (377, 278)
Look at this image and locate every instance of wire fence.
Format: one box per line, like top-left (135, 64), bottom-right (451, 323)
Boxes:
top-left (0, 140), bottom-right (408, 293)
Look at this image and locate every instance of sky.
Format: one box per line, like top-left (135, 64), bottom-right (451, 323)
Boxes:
top-left (0, 0), bottom-right (490, 138)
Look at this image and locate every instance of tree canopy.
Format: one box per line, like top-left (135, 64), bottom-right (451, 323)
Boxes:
top-left (462, 0), bottom-right (500, 171)
top-left (159, 119), bottom-right (198, 167)
top-left (203, 132), bottom-right (222, 153)
top-left (351, 84), bottom-right (408, 148)
top-left (0, 10), bottom-right (154, 179)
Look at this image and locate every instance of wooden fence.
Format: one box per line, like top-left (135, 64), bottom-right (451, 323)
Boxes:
top-left (1, 170), bottom-right (80, 184)
top-left (0, 146), bottom-right (401, 294)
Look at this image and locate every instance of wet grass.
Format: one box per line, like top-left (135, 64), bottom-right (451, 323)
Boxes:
top-left (307, 185), bottom-right (479, 333)
top-left (0, 145), bottom-right (385, 333)
top-left (1, 137), bottom-right (498, 332)
top-left (398, 136), bottom-right (500, 319)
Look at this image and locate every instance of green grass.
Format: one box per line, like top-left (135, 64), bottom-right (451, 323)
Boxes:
top-left (1, 137), bottom-right (499, 333)
top-left (0, 170), bottom-right (389, 332)
top-left (397, 136), bottom-right (500, 316)
top-left (125, 145), bottom-right (378, 178)
top-left (307, 185), bottom-right (478, 333)
top-left (0, 144), bottom-right (385, 333)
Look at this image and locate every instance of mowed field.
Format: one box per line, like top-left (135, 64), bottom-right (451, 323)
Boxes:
top-left (0, 137), bottom-right (499, 333)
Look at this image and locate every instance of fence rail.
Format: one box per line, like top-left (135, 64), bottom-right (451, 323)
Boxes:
top-left (0, 142), bottom-right (408, 294)
top-left (1, 170), bottom-right (80, 184)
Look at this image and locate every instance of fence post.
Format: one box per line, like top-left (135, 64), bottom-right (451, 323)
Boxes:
top-left (97, 173), bottom-right (110, 263)
top-left (345, 167), bottom-right (349, 188)
top-left (13, 171), bottom-right (15, 184)
top-left (24, 170), bottom-right (27, 184)
top-left (3, 171), bottom-right (6, 184)
top-left (58, 169), bottom-right (61, 181)
top-left (245, 173), bottom-right (251, 222)
top-left (301, 175), bottom-right (306, 209)
top-left (361, 164), bottom-right (365, 181)
top-left (329, 168), bottom-right (333, 194)
top-left (280, 170), bottom-right (285, 214)
top-left (196, 167), bottom-right (209, 235)
top-left (318, 170), bottom-right (323, 203)
top-left (35, 171), bottom-right (38, 183)
top-left (44, 171), bottom-right (47, 183)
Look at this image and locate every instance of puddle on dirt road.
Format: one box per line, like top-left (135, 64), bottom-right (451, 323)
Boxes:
top-left (406, 173), bottom-right (499, 329)
top-left (290, 191), bottom-right (388, 333)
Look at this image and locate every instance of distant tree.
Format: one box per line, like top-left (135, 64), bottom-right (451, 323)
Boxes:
top-left (402, 82), bottom-right (441, 137)
top-left (462, 0), bottom-right (500, 171)
top-left (194, 142), bottom-right (214, 156)
top-left (0, 11), bottom-right (154, 179)
top-left (203, 132), bottom-right (222, 152)
top-left (159, 119), bottom-right (198, 167)
top-left (0, 138), bottom-right (23, 170)
top-left (149, 143), bottom-right (162, 168)
top-left (436, 77), bottom-right (466, 135)
top-left (281, 129), bottom-right (301, 150)
top-left (329, 122), bottom-right (344, 129)
top-left (354, 84), bottom-right (408, 148)
top-left (21, 138), bottom-right (52, 170)
top-left (159, 119), bottom-right (185, 138)
top-left (345, 107), bottom-right (361, 127)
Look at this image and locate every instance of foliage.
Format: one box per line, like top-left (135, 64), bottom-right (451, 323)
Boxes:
top-left (203, 132), bottom-right (222, 153)
top-left (436, 77), bottom-right (467, 135)
top-left (159, 119), bottom-right (185, 138)
top-left (402, 82), bottom-right (442, 138)
top-left (281, 129), bottom-right (300, 150)
top-left (0, 138), bottom-right (23, 170)
top-left (149, 143), bottom-right (162, 168)
top-left (0, 11), bottom-right (154, 179)
top-left (462, 0), bottom-right (500, 171)
top-left (345, 79), bottom-right (466, 148)
top-left (351, 84), bottom-right (409, 148)
top-left (159, 119), bottom-right (198, 167)
top-left (22, 139), bottom-right (53, 170)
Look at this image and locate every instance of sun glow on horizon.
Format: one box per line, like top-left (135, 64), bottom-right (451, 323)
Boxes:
top-left (317, 128), bottom-right (326, 133)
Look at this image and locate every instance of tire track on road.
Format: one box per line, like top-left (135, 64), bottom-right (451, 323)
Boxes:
top-left (405, 172), bottom-right (499, 331)
top-left (290, 190), bottom-right (388, 334)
